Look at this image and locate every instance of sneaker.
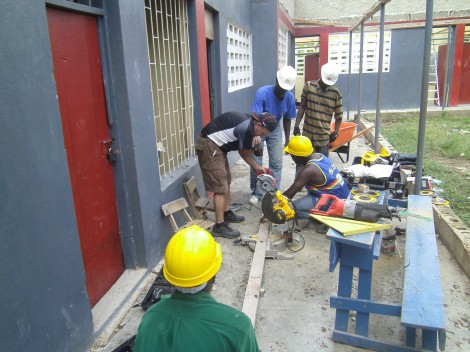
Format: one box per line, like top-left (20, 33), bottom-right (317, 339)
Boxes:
top-left (249, 194), bottom-right (259, 205)
top-left (224, 210), bottom-right (245, 223)
top-left (212, 222), bottom-right (240, 238)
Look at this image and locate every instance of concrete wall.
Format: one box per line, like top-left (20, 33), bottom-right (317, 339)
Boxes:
top-left (102, 0), bottom-right (173, 271)
top-left (294, 0), bottom-right (470, 27)
top-left (337, 28), bottom-right (425, 112)
top-left (279, 0), bottom-right (295, 19)
top-left (0, 2), bottom-right (94, 351)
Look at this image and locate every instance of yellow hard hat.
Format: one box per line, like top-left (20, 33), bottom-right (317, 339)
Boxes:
top-left (361, 151), bottom-right (378, 164)
top-left (380, 147), bottom-right (390, 158)
top-left (284, 136), bottom-right (314, 156)
top-left (163, 225), bottom-right (222, 287)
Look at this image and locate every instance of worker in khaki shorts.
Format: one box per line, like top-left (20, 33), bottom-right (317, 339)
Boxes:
top-left (134, 225), bottom-right (259, 351)
top-left (294, 62), bottom-right (343, 157)
top-left (196, 111), bottom-right (277, 238)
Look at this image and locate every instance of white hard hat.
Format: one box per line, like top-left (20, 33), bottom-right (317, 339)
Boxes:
top-left (277, 65), bottom-right (297, 90)
top-left (321, 62), bottom-right (340, 85)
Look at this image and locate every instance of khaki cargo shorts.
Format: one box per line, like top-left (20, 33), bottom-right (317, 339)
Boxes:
top-left (195, 136), bottom-right (231, 193)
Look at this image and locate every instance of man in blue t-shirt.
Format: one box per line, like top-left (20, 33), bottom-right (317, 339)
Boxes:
top-left (249, 66), bottom-right (297, 205)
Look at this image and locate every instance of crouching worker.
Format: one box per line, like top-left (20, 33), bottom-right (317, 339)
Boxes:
top-left (283, 136), bottom-right (349, 219)
top-left (134, 225), bottom-right (260, 352)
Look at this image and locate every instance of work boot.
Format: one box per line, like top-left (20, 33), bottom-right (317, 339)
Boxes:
top-left (224, 210), bottom-right (245, 223)
top-left (212, 222), bottom-right (240, 238)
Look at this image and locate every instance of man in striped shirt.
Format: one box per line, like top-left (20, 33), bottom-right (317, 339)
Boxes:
top-left (293, 62), bottom-right (343, 157)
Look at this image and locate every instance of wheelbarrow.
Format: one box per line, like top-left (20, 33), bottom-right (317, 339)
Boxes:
top-left (328, 122), bottom-right (374, 162)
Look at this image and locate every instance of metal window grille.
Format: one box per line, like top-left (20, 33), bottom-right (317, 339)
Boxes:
top-left (278, 24), bottom-right (288, 69)
top-left (227, 22), bottom-right (253, 92)
top-left (329, 31), bottom-right (391, 73)
top-left (144, 0), bottom-right (195, 179)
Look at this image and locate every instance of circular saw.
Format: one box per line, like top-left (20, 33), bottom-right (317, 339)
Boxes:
top-left (261, 190), bottom-right (296, 224)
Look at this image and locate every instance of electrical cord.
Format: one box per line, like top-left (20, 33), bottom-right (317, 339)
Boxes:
top-left (286, 231), bottom-right (305, 252)
top-left (285, 220), bottom-right (305, 252)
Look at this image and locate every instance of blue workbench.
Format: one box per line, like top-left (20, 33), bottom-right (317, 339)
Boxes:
top-left (324, 192), bottom-right (446, 351)
top-left (325, 190), bottom-right (390, 341)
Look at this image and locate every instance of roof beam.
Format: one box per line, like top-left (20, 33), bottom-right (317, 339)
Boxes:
top-left (349, 0), bottom-right (392, 32)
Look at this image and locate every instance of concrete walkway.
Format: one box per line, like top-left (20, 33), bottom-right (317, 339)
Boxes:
top-left (90, 132), bottom-right (470, 352)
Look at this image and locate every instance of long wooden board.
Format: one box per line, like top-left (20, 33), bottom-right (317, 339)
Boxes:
top-left (241, 221), bottom-right (269, 327)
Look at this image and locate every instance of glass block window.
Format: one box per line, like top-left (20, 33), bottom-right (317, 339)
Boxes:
top-left (295, 37), bottom-right (320, 76)
top-left (329, 31), bottom-right (391, 73)
top-left (145, 0), bottom-right (195, 179)
top-left (464, 25), bottom-right (470, 43)
top-left (227, 22), bottom-right (253, 92)
top-left (278, 24), bottom-right (288, 69)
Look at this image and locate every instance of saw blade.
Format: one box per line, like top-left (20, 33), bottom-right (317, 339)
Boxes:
top-left (261, 193), bottom-right (286, 224)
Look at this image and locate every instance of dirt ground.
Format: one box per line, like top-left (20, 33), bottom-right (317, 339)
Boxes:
top-left (92, 135), bottom-right (470, 352)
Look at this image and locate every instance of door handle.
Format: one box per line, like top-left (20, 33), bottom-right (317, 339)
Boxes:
top-left (102, 139), bottom-right (118, 163)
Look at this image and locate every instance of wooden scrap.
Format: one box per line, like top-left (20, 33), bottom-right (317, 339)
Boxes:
top-left (241, 221), bottom-right (269, 327)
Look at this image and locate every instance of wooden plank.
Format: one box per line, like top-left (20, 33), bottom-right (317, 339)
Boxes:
top-left (401, 195), bottom-right (445, 330)
top-left (195, 197), bottom-right (215, 211)
top-left (332, 330), bottom-right (420, 352)
top-left (311, 214), bottom-right (390, 236)
top-left (242, 221), bottom-right (269, 327)
top-left (161, 198), bottom-right (188, 216)
top-left (349, 0), bottom-right (392, 32)
top-left (326, 227), bottom-right (376, 250)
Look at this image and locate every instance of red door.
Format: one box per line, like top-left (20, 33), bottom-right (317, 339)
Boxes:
top-left (47, 7), bottom-right (124, 307)
top-left (304, 53), bottom-right (320, 82)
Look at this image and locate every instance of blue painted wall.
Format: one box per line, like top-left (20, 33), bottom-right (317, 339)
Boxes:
top-left (337, 28), bottom-right (425, 113)
top-left (0, 2), bottom-right (93, 351)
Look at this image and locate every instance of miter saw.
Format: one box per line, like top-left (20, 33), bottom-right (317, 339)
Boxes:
top-left (238, 174), bottom-right (304, 259)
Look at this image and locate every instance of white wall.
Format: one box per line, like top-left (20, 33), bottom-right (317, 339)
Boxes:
top-left (294, 0), bottom-right (470, 27)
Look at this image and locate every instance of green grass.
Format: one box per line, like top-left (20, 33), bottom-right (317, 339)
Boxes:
top-left (377, 112), bottom-right (470, 228)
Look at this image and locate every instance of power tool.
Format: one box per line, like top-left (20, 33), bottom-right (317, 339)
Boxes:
top-left (237, 174), bottom-right (300, 259)
top-left (310, 193), bottom-right (399, 223)
top-left (256, 174), bottom-right (296, 224)
top-left (261, 190), bottom-right (296, 224)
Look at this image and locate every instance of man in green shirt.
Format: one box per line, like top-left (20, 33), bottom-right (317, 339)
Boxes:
top-left (134, 225), bottom-right (259, 352)
top-left (293, 62), bottom-right (343, 157)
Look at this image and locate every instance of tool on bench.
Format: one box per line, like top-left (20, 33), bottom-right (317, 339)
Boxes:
top-left (238, 174), bottom-right (303, 259)
top-left (310, 194), bottom-right (399, 223)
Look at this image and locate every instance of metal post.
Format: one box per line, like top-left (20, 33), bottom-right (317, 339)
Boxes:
top-left (413, 0), bottom-right (433, 195)
top-left (443, 25), bottom-right (455, 109)
top-left (374, 4), bottom-right (385, 154)
top-left (355, 23), bottom-right (365, 131)
top-left (347, 31), bottom-right (353, 120)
